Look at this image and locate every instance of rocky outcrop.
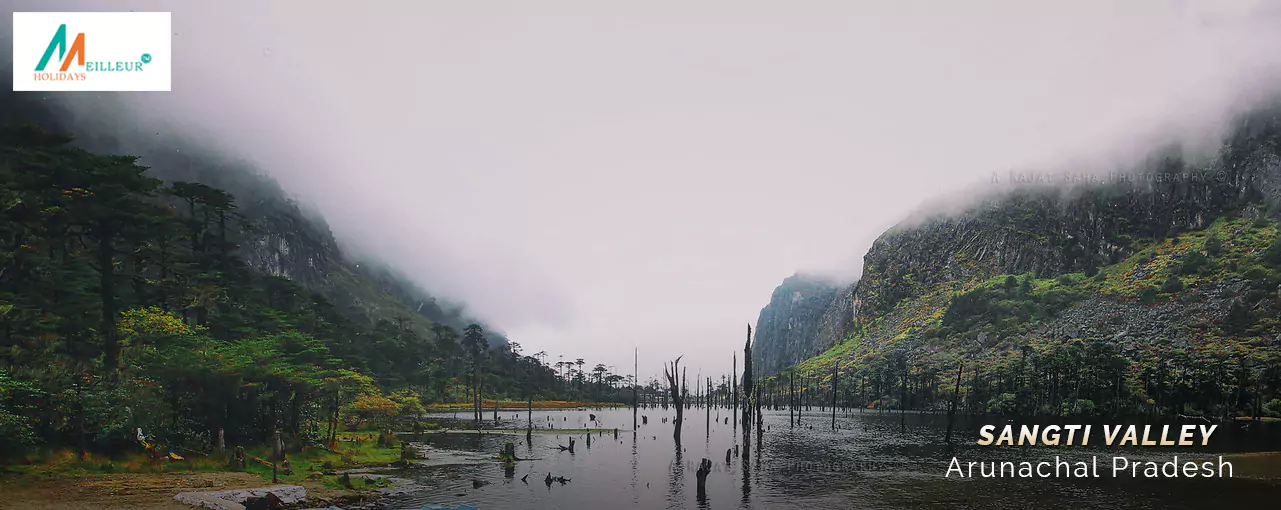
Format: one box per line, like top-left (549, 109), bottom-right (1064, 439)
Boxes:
top-left (751, 274), bottom-right (851, 375)
top-left (854, 105), bottom-right (1281, 323)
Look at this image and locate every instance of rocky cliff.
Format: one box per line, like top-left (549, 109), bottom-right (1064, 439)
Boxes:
top-left (754, 102), bottom-right (1281, 380)
top-left (849, 104), bottom-right (1281, 327)
top-left (751, 274), bottom-right (845, 375)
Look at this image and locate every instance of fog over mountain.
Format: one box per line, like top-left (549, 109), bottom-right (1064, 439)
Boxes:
top-left (7, 0), bottom-right (1281, 379)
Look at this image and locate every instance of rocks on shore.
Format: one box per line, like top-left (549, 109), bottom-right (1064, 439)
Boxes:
top-left (174, 485), bottom-right (306, 510)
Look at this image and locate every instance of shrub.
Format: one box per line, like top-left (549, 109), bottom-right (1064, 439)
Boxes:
top-left (1242, 265), bottom-right (1274, 289)
top-left (343, 393), bottom-right (400, 430)
top-left (1061, 398), bottom-right (1097, 417)
top-left (1265, 235), bottom-right (1281, 267)
top-left (0, 408), bottom-right (37, 458)
top-left (1223, 299), bottom-right (1254, 334)
top-left (0, 371), bottom-right (40, 458)
top-left (1161, 275), bottom-right (1183, 293)
top-left (1205, 234), bottom-right (1223, 256)
top-left (1179, 251), bottom-right (1207, 275)
top-left (986, 393), bottom-right (1018, 414)
top-left (1264, 398), bottom-right (1281, 418)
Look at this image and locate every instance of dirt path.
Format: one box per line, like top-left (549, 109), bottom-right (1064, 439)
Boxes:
top-left (0, 472), bottom-right (337, 510)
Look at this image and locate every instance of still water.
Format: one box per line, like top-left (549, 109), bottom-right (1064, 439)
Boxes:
top-left (386, 408), bottom-right (1279, 509)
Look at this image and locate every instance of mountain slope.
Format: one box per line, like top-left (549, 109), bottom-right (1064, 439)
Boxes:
top-left (756, 104), bottom-right (1281, 419)
top-left (0, 87), bottom-right (505, 347)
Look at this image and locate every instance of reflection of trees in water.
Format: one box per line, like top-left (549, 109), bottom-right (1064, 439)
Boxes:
top-left (668, 439), bottom-right (685, 507)
top-left (630, 431), bottom-right (639, 500)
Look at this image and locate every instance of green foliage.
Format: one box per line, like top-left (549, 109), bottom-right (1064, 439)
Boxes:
top-left (986, 393), bottom-right (1018, 415)
top-left (0, 370), bottom-right (41, 456)
top-left (1205, 234), bottom-right (1223, 256)
top-left (1138, 285), bottom-right (1159, 304)
top-left (1060, 398), bottom-right (1096, 417)
top-left (940, 274), bottom-right (1083, 337)
top-left (1264, 399), bottom-right (1281, 418)
top-left (0, 125), bottom-right (577, 462)
top-left (789, 215), bottom-right (1281, 422)
top-left (1179, 251), bottom-right (1207, 275)
top-left (1223, 299), bottom-right (1255, 335)
top-left (1265, 234), bottom-right (1281, 267)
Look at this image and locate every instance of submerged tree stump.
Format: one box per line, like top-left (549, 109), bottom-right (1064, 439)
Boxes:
top-left (695, 458), bottom-right (712, 495)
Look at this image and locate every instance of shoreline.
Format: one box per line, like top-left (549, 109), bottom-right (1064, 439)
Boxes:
top-left (425, 400), bottom-right (628, 411)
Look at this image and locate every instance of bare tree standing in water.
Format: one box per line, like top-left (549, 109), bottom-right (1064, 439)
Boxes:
top-left (664, 356), bottom-right (685, 443)
top-left (742, 325), bottom-right (753, 461)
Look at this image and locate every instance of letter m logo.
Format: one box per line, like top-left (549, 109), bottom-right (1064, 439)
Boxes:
top-left (35, 24), bottom-right (85, 72)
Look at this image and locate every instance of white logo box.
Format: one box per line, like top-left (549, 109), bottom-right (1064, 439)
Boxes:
top-left (12, 11), bottom-right (171, 91)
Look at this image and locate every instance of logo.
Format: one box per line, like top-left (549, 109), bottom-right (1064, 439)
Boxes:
top-left (35, 24), bottom-right (86, 73)
top-left (13, 12), bottom-right (171, 91)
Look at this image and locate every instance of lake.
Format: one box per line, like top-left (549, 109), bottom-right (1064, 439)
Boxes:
top-left (385, 407), bottom-right (1280, 509)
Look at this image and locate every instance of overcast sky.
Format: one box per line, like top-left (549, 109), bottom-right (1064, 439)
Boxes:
top-left (13, 0), bottom-right (1281, 381)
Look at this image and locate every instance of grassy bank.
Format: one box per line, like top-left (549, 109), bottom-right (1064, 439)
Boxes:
top-left (0, 430), bottom-right (403, 494)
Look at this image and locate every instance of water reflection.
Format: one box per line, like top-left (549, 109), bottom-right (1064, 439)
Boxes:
top-left (669, 437), bottom-right (684, 508)
top-left (388, 408), bottom-right (1281, 510)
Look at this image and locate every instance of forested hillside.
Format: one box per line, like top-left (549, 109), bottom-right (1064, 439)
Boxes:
top-left (0, 84), bottom-right (654, 461)
top-left (0, 122), bottom-right (574, 458)
top-left (0, 90), bottom-right (507, 349)
top-left (758, 103), bottom-right (1281, 421)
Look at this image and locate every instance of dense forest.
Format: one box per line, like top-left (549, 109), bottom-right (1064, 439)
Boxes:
top-left (0, 120), bottom-right (644, 461)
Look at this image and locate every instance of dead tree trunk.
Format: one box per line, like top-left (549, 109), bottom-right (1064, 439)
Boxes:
top-left (633, 348), bottom-right (639, 431)
top-left (742, 325), bottom-right (754, 462)
top-left (706, 377), bottom-right (711, 437)
top-left (899, 363), bottom-right (908, 433)
top-left (789, 371), bottom-right (795, 428)
top-left (831, 363), bottom-right (838, 430)
top-left (755, 386), bottom-right (763, 454)
top-left (946, 362), bottom-right (964, 445)
top-left (742, 325), bottom-right (754, 431)
top-left (664, 356), bottom-right (685, 443)
top-left (696, 458), bottom-right (712, 500)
